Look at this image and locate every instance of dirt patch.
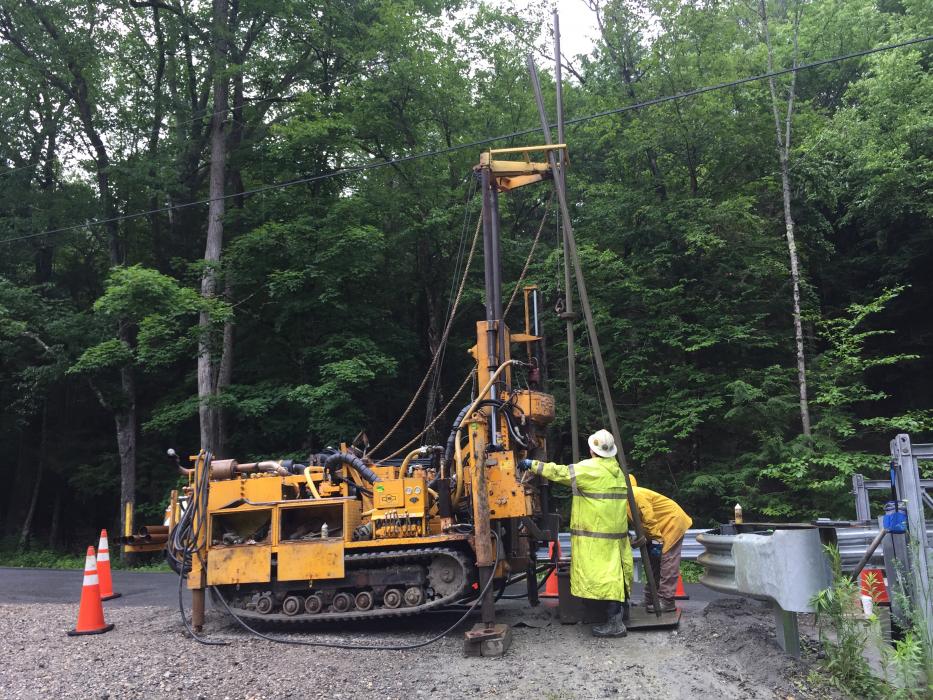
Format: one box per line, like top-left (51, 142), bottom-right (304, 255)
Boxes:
top-left (0, 598), bottom-right (837, 700)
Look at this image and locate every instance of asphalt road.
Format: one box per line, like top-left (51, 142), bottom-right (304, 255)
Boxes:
top-left (0, 566), bottom-right (721, 611)
top-left (0, 567), bottom-right (181, 607)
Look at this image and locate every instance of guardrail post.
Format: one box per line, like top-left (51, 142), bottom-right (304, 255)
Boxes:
top-left (772, 603), bottom-right (800, 657)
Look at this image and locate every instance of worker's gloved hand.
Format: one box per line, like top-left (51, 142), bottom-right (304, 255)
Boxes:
top-left (630, 534), bottom-right (646, 549)
top-left (517, 458), bottom-right (534, 471)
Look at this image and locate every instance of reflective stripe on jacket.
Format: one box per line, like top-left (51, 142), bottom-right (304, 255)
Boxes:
top-left (533, 456), bottom-right (628, 601)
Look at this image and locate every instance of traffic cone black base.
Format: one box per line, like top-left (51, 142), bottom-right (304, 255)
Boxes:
top-left (68, 623), bottom-right (115, 636)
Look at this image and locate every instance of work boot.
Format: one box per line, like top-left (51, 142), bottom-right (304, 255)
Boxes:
top-left (592, 602), bottom-right (627, 638)
top-left (647, 598), bottom-right (677, 613)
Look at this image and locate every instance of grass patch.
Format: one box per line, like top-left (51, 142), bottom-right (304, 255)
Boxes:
top-left (680, 560), bottom-right (703, 583)
top-left (0, 546), bottom-right (169, 572)
top-left (0, 548), bottom-right (86, 569)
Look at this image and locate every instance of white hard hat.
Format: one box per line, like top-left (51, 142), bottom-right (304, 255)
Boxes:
top-left (587, 429), bottom-right (617, 458)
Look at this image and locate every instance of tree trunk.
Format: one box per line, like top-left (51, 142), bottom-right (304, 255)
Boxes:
top-left (148, 5), bottom-right (167, 269)
top-left (4, 431), bottom-right (30, 535)
top-left (34, 96), bottom-right (59, 285)
top-left (198, 0), bottom-right (229, 451)
top-left (760, 0), bottom-right (811, 437)
top-left (19, 402), bottom-right (48, 550)
top-left (214, 58), bottom-right (246, 457)
top-left (48, 483), bottom-right (63, 549)
top-left (778, 149), bottom-right (811, 436)
top-left (214, 277), bottom-right (235, 457)
top-left (116, 358), bottom-right (137, 544)
top-left (591, 1), bottom-right (667, 201)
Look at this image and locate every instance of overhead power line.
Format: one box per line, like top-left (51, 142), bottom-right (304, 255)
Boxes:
top-left (3, 34), bottom-right (931, 246)
top-left (0, 161), bottom-right (42, 176)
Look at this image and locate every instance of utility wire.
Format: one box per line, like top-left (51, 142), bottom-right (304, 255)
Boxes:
top-left (0, 161), bottom-right (43, 176)
top-left (3, 34), bottom-right (931, 246)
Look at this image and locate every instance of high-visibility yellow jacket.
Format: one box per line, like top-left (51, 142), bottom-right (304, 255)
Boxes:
top-left (532, 456), bottom-right (628, 601)
top-left (629, 486), bottom-right (692, 553)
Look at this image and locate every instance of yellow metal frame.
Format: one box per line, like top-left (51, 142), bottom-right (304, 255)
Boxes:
top-left (477, 144), bottom-right (568, 192)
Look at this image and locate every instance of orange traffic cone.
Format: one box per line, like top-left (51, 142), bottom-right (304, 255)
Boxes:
top-left (541, 539), bottom-right (561, 598)
top-left (67, 546), bottom-right (114, 636)
top-left (96, 529), bottom-right (120, 601)
top-left (860, 568), bottom-right (890, 604)
top-left (674, 573), bottom-right (690, 600)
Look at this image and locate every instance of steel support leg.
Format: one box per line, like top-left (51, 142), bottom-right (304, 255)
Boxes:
top-left (192, 587), bottom-right (205, 633)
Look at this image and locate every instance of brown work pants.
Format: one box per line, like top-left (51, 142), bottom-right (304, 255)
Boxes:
top-left (643, 537), bottom-right (684, 603)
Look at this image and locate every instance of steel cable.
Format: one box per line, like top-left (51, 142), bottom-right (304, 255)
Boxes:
top-left (503, 190), bottom-right (554, 320)
top-left (368, 213), bottom-right (482, 456)
top-left (423, 177), bottom-right (478, 434)
top-left (376, 368), bottom-right (475, 462)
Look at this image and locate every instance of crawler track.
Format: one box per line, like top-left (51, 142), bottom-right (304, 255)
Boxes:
top-left (217, 547), bottom-right (474, 624)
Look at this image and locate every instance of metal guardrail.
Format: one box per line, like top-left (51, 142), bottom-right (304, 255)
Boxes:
top-left (537, 528), bottom-right (708, 564)
top-left (537, 526), bottom-right (920, 571)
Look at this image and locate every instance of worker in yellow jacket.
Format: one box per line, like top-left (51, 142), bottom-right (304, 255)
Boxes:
top-left (629, 485), bottom-right (692, 612)
top-left (519, 429), bottom-right (629, 637)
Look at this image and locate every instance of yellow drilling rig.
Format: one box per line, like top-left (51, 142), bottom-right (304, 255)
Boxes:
top-left (165, 145), bottom-right (569, 653)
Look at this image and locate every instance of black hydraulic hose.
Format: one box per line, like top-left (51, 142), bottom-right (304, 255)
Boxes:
top-left (444, 402), bottom-right (473, 466)
top-left (178, 566), bottom-right (228, 646)
top-left (280, 460), bottom-right (308, 475)
top-left (443, 400), bottom-right (528, 473)
top-left (471, 399), bottom-right (528, 449)
top-left (176, 451), bottom-right (228, 646)
top-left (324, 452), bottom-right (382, 484)
top-left (332, 474), bottom-right (373, 497)
top-left (210, 530), bottom-right (502, 650)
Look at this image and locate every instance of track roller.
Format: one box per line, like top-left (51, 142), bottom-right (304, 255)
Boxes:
top-left (305, 593), bottom-right (323, 614)
top-left (404, 586), bottom-right (424, 607)
top-left (256, 594), bottom-right (274, 614)
top-left (383, 588), bottom-right (402, 609)
top-left (332, 592), bottom-right (353, 613)
top-left (355, 591), bottom-right (374, 611)
top-left (282, 595), bottom-right (302, 616)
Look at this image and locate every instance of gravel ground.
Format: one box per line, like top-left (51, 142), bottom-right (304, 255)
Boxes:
top-left (0, 597), bottom-right (836, 699)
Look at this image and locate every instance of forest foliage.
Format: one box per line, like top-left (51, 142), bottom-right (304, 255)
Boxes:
top-left (1, 0), bottom-right (931, 549)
